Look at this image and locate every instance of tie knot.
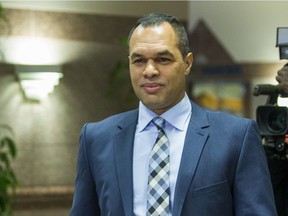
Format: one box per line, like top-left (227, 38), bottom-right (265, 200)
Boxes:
top-left (152, 117), bottom-right (165, 130)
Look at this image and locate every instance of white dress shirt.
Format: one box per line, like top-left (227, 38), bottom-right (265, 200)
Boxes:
top-left (133, 93), bottom-right (192, 216)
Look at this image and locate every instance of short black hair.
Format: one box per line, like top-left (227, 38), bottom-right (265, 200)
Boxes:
top-left (128, 13), bottom-right (190, 58)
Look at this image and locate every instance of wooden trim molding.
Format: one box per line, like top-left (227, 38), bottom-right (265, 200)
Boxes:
top-left (11, 186), bottom-right (74, 210)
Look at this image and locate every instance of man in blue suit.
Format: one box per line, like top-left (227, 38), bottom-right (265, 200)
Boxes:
top-left (70, 13), bottom-right (277, 216)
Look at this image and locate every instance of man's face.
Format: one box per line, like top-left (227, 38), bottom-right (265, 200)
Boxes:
top-left (129, 22), bottom-right (193, 115)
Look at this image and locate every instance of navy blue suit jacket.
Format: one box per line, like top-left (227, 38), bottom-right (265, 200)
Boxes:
top-left (70, 101), bottom-right (277, 216)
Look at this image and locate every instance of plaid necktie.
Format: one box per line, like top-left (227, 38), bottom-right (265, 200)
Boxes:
top-left (147, 117), bottom-right (170, 216)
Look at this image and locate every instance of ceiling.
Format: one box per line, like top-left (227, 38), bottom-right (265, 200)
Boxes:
top-left (188, 1), bottom-right (288, 63)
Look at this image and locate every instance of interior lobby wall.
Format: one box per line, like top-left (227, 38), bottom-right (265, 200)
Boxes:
top-left (0, 7), bottom-right (141, 215)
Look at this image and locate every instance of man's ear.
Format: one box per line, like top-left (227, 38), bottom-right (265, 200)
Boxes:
top-left (184, 52), bottom-right (193, 75)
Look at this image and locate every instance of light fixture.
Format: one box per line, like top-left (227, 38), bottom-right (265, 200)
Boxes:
top-left (276, 27), bottom-right (288, 59)
top-left (16, 65), bottom-right (63, 101)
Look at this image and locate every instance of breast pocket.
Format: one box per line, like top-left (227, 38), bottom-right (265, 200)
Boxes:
top-left (181, 180), bottom-right (233, 216)
top-left (192, 180), bottom-right (229, 198)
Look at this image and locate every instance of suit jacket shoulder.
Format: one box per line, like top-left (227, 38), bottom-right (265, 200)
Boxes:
top-left (191, 101), bottom-right (258, 135)
top-left (83, 109), bottom-right (139, 142)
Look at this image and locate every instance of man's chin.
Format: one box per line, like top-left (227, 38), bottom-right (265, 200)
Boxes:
top-left (141, 95), bottom-right (162, 106)
top-left (141, 99), bottom-right (168, 114)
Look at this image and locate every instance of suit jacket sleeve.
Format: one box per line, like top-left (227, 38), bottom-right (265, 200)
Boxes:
top-left (233, 120), bottom-right (277, 215)
top-left (69, 124), bottom-right (101, 216)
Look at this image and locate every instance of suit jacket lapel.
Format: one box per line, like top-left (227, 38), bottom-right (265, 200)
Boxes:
top-left (172, 101), bottom-right (210, 216)
top-left (112, 103), bottom-right (209, 216)
top-left (114, 110), bottom-right (138, 216)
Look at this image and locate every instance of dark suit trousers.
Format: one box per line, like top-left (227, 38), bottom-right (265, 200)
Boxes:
top-left (267, 158), bottom-right (288, 216)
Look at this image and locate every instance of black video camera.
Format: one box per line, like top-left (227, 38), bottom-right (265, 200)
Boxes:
top-left (253, 27), bottom-right (288, 159)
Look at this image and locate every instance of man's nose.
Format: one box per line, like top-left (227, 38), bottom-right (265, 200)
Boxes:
top-left (143, 60), bottom-right (159, 77)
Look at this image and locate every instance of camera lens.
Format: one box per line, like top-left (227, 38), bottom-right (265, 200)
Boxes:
top-left (267, 109), bottom-right (287, 133)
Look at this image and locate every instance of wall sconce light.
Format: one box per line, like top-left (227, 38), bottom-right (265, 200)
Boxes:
top-left (16, 65), bottom-right (63, 101)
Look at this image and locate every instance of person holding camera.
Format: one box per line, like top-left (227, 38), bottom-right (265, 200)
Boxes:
top-left (271, 63), bottom-right (288, 216)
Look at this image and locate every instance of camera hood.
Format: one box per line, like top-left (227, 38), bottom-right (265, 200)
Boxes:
top-left (256, 105), bottom-right (288, 136)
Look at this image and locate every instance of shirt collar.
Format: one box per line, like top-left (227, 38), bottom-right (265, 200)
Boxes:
top-left (138, 93), bottom-right (192, 132)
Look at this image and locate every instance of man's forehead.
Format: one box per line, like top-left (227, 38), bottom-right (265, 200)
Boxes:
top-left (131, 22), bottom-right (175, 39)
top-left (128, 22), bottom-right (181, 58)
top-left (135, 23), bottom-right (167, 34)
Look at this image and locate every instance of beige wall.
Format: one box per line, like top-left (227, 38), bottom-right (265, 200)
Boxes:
top-left (0, 8), bottom-right (140, 215)
top-left (1, 1), bottom-right (188, 20)
top-left (188, 1), bottom-right (288, 63)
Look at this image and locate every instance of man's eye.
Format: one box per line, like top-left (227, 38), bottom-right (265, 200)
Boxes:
top-left (133, 59), bottom-right (145, 64)
top-left (158, 57), bottom-right (171, 63)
